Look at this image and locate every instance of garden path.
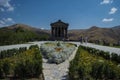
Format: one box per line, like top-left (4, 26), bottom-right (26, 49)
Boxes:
top-left (80, 43), bottom-right (120, 54)
top-left (0, 41), bottom-right (120, 55)
top-left (42, 45), bottom-right (78, 80)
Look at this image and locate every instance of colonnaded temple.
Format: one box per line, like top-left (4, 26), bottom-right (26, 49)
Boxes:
top-left (50, 20), bottom-right (69, 40)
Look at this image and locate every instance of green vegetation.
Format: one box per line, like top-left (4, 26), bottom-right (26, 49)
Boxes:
top-left (0, 27), bottom-right (49, 46)
top-left (0, 47), bottom-right (27, 59)
top-left (69, 46), bottom-right (120, 80)
top-left (0, 45), bottom-right (43, 79)
top-left (81, 46), bottom-right (120, 64)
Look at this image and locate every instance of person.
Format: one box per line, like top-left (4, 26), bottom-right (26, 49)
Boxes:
top-left (80, 36), bottom-right (83, 44)
top-left (85, 36), bottom-right (88, 44)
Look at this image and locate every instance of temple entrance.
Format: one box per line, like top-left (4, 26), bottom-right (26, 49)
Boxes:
top-left (50, 20), bottom-right (69, 40)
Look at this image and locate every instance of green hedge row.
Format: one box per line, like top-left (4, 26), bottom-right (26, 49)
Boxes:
top-left (69, 46), bottom-right (120, 80)
top-left (0, 45), bottom-right (43, 79)
top-left (0, 45), bottom-right (40, 59)
top-left (81, 46), bottom-right (120, 64)
top-left (0, 47), bottom-right (27, 59)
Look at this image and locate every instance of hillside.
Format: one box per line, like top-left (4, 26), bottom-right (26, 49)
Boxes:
top-left (68, 26), bottom-right (120, 45)
top-left (0, 24), bottom-right (120, 46)
top-left (0, 24), bottom-right (50, 45)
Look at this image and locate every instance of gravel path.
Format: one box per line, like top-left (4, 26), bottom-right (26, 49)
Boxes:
top-left (0, 41), bottom-right (47, 51)
top-left (80, 43), bottom-right (120, 54)
top-left (68, 42), bottom-right (120, 54)
top-left (0, 41), bottom-right (120, 55)
top-left (42, 46), bottom-right (78, 80)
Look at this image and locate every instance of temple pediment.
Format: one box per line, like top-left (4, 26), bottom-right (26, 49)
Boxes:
top-left (50, 20), bottom-right (69, 28)
top-left (50, 20), bottom-right (69, 40)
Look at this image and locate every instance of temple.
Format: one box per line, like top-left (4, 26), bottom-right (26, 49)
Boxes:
top-left (50, 20), bottom-right (69, 40)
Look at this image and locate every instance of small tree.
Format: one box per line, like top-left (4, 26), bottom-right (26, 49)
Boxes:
top-left (2, 59), bottom-right (10, 77)
top-left (0, 61), bottom-right (3, 78)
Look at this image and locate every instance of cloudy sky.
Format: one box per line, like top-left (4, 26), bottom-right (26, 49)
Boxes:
top-left (0, 0), bottom-right (120, 29)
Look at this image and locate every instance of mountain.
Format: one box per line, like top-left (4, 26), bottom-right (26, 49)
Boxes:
top-left (112, 25), bottom-right (120, 29)
top-left (0, 23), bottom-right (120, 46)
top-left (6, 23), bottom-right (50, 34)
top-left (0, 24), bottom-right (50, 45)
top-left (68, 26), bottom-right (120, 44)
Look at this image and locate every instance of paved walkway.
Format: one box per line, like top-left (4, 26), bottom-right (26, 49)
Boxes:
top-left (0, 41), bottom-right (120, 55)
top-left (68, 42), bottom-right (120, 54)
top-left (81, 43), bottom-right (120, 54)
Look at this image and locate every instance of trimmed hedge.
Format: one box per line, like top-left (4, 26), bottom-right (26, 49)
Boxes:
top-left (69, 46), bottom-right (120, 80)
top-left (0, 45), bottom-right (43, 79)
top-left (81, 46), bottom-right (120, 64)
top-left (0, 47), bottom-right (27, 59)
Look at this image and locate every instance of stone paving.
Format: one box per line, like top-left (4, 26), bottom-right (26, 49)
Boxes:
top-left (69, 42), bottom-right (120, 54)
top-left (80, 43), bottom-right (120, 54)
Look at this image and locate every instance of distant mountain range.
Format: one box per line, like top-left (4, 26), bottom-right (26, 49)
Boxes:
top-left (0, 23), bottom-right (120, 45)
top-left (68, 25), bottom-right (120, 44)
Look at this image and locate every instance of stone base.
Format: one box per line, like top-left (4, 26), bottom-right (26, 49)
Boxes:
top-left (51, 37), bottom-right (68, 41)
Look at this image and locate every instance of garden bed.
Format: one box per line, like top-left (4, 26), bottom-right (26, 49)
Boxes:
top-left (69, 46), bottom-right (120, 80)
top-left (0, 45), bottom-right (43, 79)
top-left (40, 42), bottom-right (76, 64)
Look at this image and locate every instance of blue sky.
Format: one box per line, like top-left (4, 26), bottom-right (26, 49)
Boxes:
top-left (0, 0), bottom-right (120, 29)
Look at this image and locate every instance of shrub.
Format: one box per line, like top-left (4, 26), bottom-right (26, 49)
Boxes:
top-left (69, 46), bottom-right (120, 80)
top-left (0, 47), bottom-right (27, 59)
top-left (0, 61), bottom-right (3, 78)
top-left (91, 61), bottom-right (119, 79)
top-left (19, 47), bottom-right (27, 53)
top-left (14, 48), bottom-right (42, 78)
top-left (0, 45), bottom-right (43, 79)
top-left (29, 45), bottom-right (39, 49)
top-left (2, 59), bottom-right (10, 77)
top-left (80, 45), bottom-right (119, 64)
top-left (111, 53), bottom-right (119, 63)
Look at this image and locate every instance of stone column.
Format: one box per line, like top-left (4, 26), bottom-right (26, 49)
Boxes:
top-left (61, 27), bottom-right (64, 37)
top-left (59, 27), bottom-right (61, 37)
top-left (53, 27), bottom-right (55, 37)
top-left (60, 27), bottom-right (62, 37)
top-left (63, 28), bottom-right (65, 38)
top-left (55, 27), bottom-right (57, 37)
top-left (51, 27), bottom-right (53, 37)
top-left (58, 27), bottom-right (60, 37)
top-left (65, 28), bottom-right (67, 38)
top-left (56, 27), bottom-right (58, 37)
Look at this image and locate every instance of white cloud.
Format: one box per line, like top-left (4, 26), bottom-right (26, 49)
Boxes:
top-left (109, 7), bottom-right (118, 14)
top-left (6, 18), bottom-right (12, 21)
top-left (3, 18), bottom-right (15, 23)
top-left (0, 0), bottom-right (14, 11)
top-left (100, 0), bottom-right (113, 4)
top-left (0, 17), bottom-right (15, 27)
top-left (0, 20), bottom-right (5, 24)
top-left (0, 20), bottom-right (5, 27)
top-left (0, 8), bottom-right (5, 12)
top-left (102, 18), bottom-right (114, 22)
top-left (41, 28), bottom-right (44, 30)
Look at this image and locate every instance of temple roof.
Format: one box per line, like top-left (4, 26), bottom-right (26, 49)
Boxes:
top-left (50, 20), bottom-right (69, 27)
